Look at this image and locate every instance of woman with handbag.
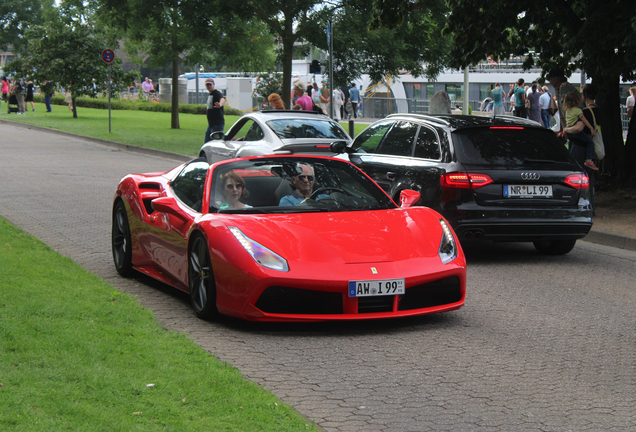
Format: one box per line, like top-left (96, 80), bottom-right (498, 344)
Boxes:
top-left (564, 84), bottom-right (601, 213)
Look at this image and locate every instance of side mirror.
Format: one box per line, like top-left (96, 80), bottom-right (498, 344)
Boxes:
top-left (329, 141), bottom-right (354, 154)
top-left (209, 131), bottom-right (225, 141)
top-left (399, 189), bottom-right (421, 208)
top-left (151, 197), bottom-right (189, 221)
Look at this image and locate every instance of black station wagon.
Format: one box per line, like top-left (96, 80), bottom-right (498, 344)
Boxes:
top-left (341, 114), bottom-right (593, 255)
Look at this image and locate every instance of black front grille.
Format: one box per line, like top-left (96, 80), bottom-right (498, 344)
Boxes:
top-left (255, 286), bottom-right (343, 315)
top-left (398, 276), bottom-right (462, 311)
top-left (358, 295), bottom-right (393, 313)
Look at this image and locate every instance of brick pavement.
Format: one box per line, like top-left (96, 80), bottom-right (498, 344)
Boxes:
top-left (2, 121), bottom-right (636, 431)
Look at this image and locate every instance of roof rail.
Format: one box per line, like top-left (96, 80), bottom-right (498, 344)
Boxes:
top-left (386, 113), bottom-right (451, 126)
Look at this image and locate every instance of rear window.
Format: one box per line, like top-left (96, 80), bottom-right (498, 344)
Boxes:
top-left (452, 127), bottom-right (572, 166)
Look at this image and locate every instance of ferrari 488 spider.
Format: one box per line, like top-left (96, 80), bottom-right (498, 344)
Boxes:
top-left (112, 155), bottom-right (466, 322)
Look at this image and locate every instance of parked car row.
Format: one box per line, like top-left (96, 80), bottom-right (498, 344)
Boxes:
top-left (199, 110), bottom-right (593, 255)
top-left (112, 109), bottom-right (591, 322)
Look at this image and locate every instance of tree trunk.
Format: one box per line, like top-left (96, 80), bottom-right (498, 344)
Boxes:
top-left (594, 76), bottom-right (622, 181)
top-left (281, 24), bottom-right (295, 109)
top-left (171, 58), bottom-right (180, 129)
top-left (72, 97), bottom-right (77, 119)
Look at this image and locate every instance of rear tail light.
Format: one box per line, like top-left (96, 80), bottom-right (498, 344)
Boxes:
top-left (440, 173), bottom-right (494, 189)
top-left (563, 173), bottom-right (590, 190)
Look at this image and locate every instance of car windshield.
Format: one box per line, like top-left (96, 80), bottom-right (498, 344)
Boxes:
top-left (266, 119), bottom-right (349, 140)
top-left (452, 127), bottom-right (572, 166)
top-left (210, 157), bottom-right (396, 214)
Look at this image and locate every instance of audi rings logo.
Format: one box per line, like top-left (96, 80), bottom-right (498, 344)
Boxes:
top-left (520, 172), bottom-right (541, 180)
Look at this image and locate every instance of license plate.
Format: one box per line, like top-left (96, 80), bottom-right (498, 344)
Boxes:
top-left (504, 185), bottom-right (552, 198)
top-left (348, 279), bottom-right (405, 297)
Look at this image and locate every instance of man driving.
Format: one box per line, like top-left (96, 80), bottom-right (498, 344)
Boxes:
top-left (279, 163), bottom-right (326, 206)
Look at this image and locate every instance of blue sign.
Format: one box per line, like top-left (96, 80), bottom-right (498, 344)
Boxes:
top-left (102, 49), bottom-right (115, 64)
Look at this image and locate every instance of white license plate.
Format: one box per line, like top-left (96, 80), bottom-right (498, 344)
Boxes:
top-left (504, 185), bottom-right (553, 198)
top-left (348, 278), bottom-right (405, 297)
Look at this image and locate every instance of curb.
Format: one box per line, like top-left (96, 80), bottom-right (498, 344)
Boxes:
top-left (583, 230), bottom-right (636, 252)
top-left (0, 118), bottom-right (192, 163)
top-left (3, 118), bottom-right (635, 253)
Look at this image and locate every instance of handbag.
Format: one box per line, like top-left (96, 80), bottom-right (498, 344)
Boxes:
top-left (548, 95), bottom-right (558, 116)
top-left (525, 96), bottom-right (531, 109)
top-left (587, 107), bottom-right (605, 160)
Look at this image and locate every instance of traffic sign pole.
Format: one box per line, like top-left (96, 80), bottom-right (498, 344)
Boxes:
top-left (101, 49), bottom-right (115, 133)
top-left (108, 65), bottom-right (111, 133)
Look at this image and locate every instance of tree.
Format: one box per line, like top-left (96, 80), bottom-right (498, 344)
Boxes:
top-left (373, 0), bottom-right (636, 187)
top-left (96, 0), bottom-right (276, 129)
top-left (303, 0), bottom-right (450, 89)
top-left (5, 20), bottom-right (137, 118)
top-left (208, 0), bottom-right (325, 109)
top-left (0, 0), bottom-right (55, 52)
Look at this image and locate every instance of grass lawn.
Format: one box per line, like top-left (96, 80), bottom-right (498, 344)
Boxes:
top-left (0, 217), bottom-right (316, 431)
top-left (1, 101), bottom-right (368, 157)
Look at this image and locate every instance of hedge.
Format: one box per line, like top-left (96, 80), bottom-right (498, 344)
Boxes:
top-left (32, 94), bottom-right (244, 116)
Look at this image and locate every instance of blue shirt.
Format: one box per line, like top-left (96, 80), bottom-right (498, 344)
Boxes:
top-left (514, 87), bottom-right (526, 107)
top-left (279, 193), bottom-right (328, 206)
top-left (491, 87), bottom-right (504, 106)
top-left (349, 87), bottom-right (360, 103)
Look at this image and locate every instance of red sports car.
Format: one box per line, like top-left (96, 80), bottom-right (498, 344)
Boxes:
top-left (112, 155), bottom-right (466, 321)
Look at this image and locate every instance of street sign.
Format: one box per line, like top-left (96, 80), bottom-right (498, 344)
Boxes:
top-left (102, 49), bottom-right (115, 64)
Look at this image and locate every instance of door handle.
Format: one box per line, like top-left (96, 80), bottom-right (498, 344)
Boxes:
top-left (386, 172), bottom-right (397, 180)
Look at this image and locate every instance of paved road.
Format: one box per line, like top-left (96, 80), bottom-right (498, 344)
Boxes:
top-left (2, 122), bottom-right (636, 432)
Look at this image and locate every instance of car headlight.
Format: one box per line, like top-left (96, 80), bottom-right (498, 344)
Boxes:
top-left (438, 219), bottom-right (457, 264)
top-left (228, 227), bottom-right (289, 272)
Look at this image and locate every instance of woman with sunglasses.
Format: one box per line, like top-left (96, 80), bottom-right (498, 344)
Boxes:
top-left (219, 172), bottom-right (251, 209)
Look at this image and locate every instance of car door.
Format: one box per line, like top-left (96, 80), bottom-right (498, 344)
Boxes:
top-left (406, 124), bottom-right (450, 210)
top-left (148, 160), bottom-right (208, 286)
top-left (350, 120), bottom-right (419, 200)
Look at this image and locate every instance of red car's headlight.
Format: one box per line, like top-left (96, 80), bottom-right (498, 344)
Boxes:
top-left (438, 219), bottom-right (458, 264)
top-left (229, 227), bottom-right (289, 272)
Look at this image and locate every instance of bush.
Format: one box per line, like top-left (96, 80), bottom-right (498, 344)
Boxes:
top-left (33, 94), bottom-right (243, 116)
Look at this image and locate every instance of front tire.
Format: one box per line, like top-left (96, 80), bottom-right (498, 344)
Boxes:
top-left (112, 200), bottom-right (133, 276)
top-left (188, 235), bottom-right (219, 320)
top-left (533, 239), bottom-right (577, 255)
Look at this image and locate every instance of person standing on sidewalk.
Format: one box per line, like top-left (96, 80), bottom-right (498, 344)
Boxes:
top-left (204, 77), bottom-right (225, 143)
top-left (512, 79), bottom-right (527, 119)
top-left (349, 84), bottom-right (360, 119)
top-left (547, 68), bottom-right (580, 133)
top-left (539, 86), bottom-right (552, 128)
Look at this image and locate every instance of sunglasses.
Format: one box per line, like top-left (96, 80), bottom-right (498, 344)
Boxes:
top-left (297, 175), bottom-right (314, 182)
top-left (205, 83), bottom-right (214, 86)
top-left (225, 183), bottom-right (243, 190)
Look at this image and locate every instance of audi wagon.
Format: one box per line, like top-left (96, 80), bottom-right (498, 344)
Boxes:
top-left (338, 114), bottom-right (593, 255)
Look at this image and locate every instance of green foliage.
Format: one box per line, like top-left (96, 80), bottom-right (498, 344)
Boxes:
top-left (4, 18), bottom-right (137, 119)
top-left (0, 0), bottom-right (55, 52)
top-left (253, 72), bottom-right (284, 98)
top-left (304, 0), bottom-right (451, 87)
top-left (0, 217), bottom-right (317, 431)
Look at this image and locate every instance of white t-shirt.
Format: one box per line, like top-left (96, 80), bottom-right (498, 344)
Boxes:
top-left (627, 95), bottom-right (635, 109)
top-left (539, 92), bottom-right (551, 110)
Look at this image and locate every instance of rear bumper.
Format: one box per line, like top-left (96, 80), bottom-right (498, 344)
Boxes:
top-left (454, 221), bottom-right (592, 242)
top-left (449, 208), bottom-right (593, 242)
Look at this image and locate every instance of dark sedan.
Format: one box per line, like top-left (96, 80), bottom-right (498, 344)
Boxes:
top-left (339, 114), bottom-right (592, 255)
